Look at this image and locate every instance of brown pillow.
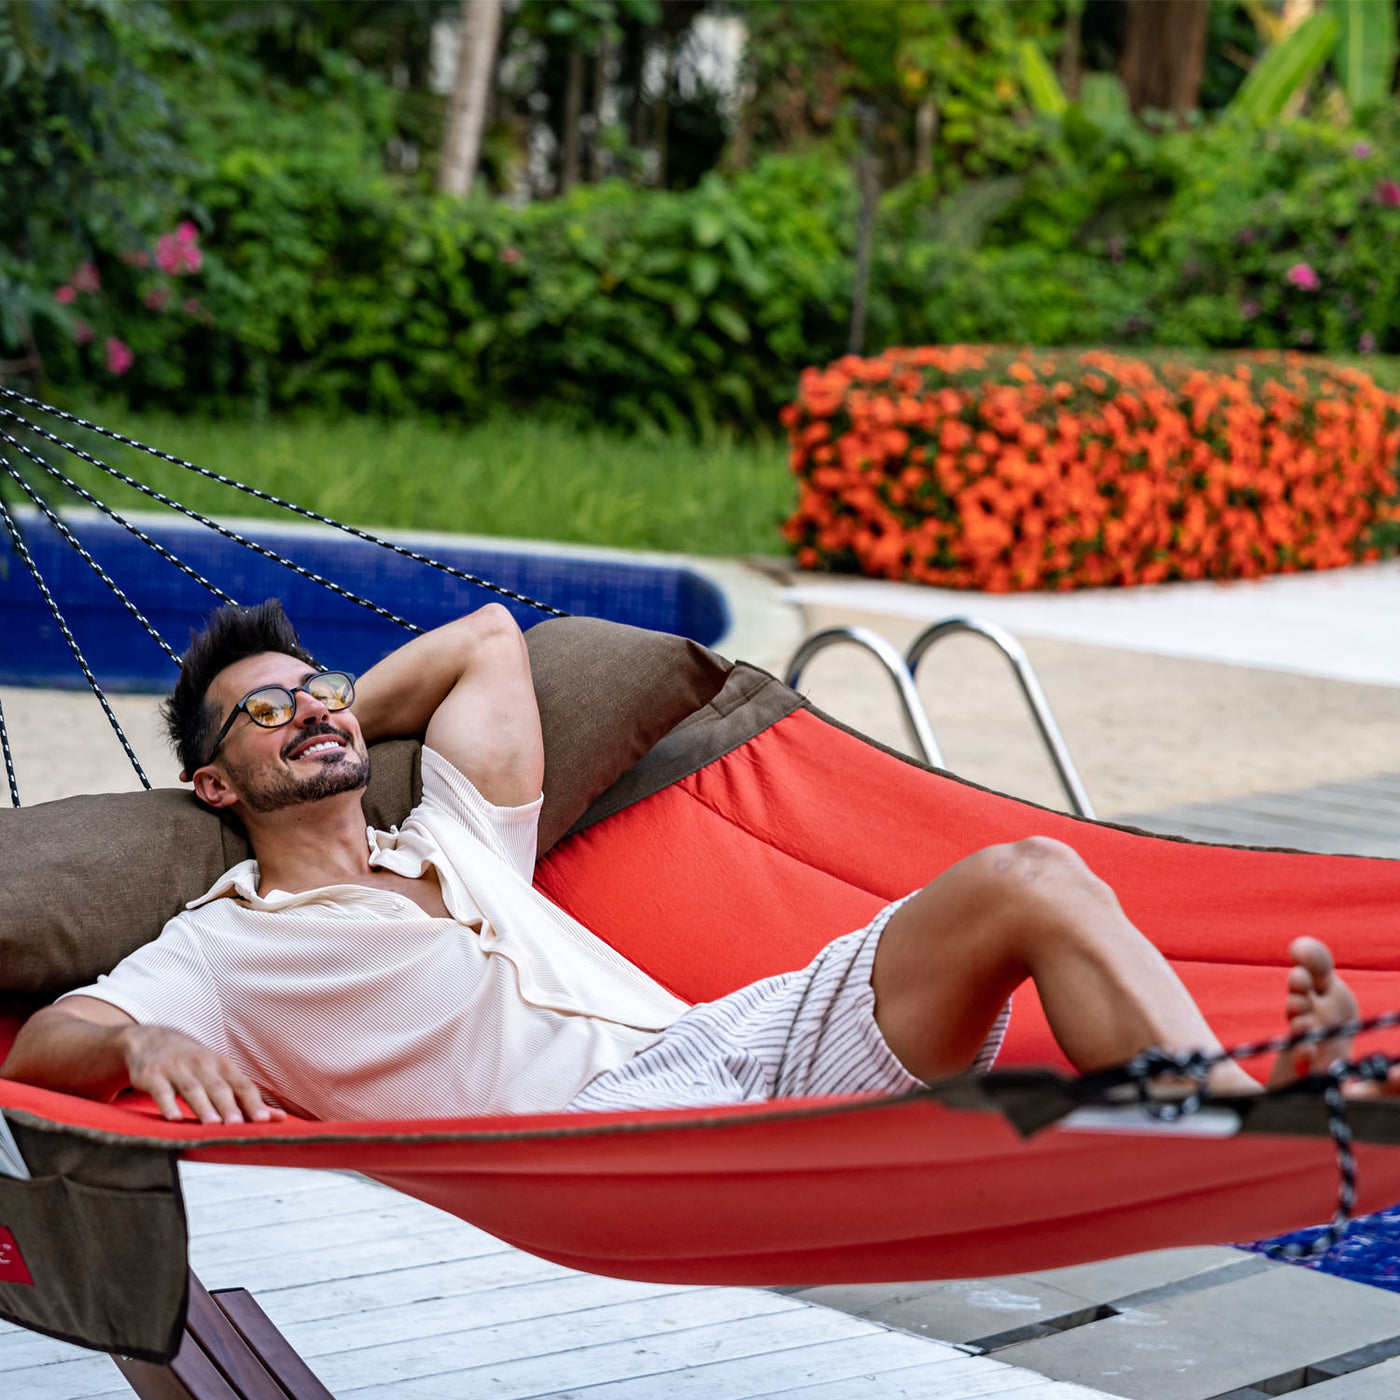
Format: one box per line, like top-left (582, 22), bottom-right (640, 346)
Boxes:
top-left (0, 617), bottom-right (730, 998)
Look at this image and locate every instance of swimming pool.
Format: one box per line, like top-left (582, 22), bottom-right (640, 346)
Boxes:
top-left (0, 509), bottom-right (729, 691)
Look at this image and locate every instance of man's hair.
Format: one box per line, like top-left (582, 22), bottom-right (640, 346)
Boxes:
top-left (163, 599), bottom-right (317, 777)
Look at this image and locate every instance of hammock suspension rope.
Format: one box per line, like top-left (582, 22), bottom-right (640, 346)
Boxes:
top-left (1116, 1005), bottom-right (1400, 1258)
top-left (0, 388), bottom-right (571, 806)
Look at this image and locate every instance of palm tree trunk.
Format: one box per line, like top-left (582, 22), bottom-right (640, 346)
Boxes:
top-left (560, 46), bottom-right (586, 194)
top-left (438, 0), bottom-right (504, 197)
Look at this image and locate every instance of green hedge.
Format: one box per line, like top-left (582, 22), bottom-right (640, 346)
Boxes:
top-left (23, 87), bottom-right (1400, 433)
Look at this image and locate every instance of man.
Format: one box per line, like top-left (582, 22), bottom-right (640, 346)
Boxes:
top-left (0, 601), bottom-right (1358, 1124)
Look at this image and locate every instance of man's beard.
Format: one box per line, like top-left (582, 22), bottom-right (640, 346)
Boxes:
top-left (224, 731), bottom-right (371, 814)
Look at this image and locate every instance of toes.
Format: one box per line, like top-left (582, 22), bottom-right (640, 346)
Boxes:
top-left (1288, 936), bottom-right (1335, 990)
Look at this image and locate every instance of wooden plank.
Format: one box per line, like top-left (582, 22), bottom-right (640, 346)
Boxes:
top-left (212, 1289), bottom-right (335, 1400)
top-left (189, 1202), bottom-right (498, 1274)
top-left (304, 1286), bottom-right (809, 1392)
top-left (750, 1356), bottom-right (1053, 1399)
top-left (335, 1308), bottom-right (885, 1400)
top-left (274, 1276), bottom-right (704, 1361)
top-left (344, 1331), bottom-right (966, 1400)
top-left (190, 1222), bottom-right (517, 1296)
top-left (238, 1250), bottom-right (586, 1328)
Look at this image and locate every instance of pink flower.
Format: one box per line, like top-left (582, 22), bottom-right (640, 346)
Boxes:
top-left (155, 223), bottom-right (203, 275)
top-left (120, 249), bottom-right (151, 268)
top-left (1241, 300), bottom-right (1261, 320)
top-left (500, 247), bottom-right (521, 265)
top-left (1285, 262), bottom-right (1320, 291)
top-left (1354, 142), bottom-right (1373, 159)
top-left (1377, 179), bottom-right (1400, 208)
top-left (1360, 330), bottom-right (1377, 354)
top-left (144, 287), bottom-right (170, 311)
top-left (70, 262), bottom-right (100, 293)
top-left (72, 319), bottom-right (94, 345)
top-left (182, 297), bottom-right (201, 315)
top-left (54, 285), bottom-right (75, 305)
top-left (104, 337), bottom-right (134, 376)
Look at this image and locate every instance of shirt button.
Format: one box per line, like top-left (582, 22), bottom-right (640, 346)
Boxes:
top-left (393, 899), bottom-right (407, 912)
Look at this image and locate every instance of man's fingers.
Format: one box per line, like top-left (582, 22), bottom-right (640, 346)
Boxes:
top-left (145, 1075), bottom-right (186, 1122)
top-left (233, 1078), bottom-right (281, 1123)
top-left (171, 1075), bottom-right (223, 1125)
top-left (201, 1076), bottom-right (246, 1125)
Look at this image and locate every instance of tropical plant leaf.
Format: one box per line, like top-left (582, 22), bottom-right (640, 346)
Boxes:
top-left (1229, 10), bottom-right (1338, 123)
top-left (1018, 38), bottom-right (1066, 118)
top-left (1333, 0), bottom-right (1397, 114)
top-left (1078, 73), bottom-right (1131, 131)
top-left (929, 177), bottom-right (1026, 250)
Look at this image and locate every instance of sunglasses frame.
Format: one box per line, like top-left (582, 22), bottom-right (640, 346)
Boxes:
top-left (201, 670), bottom-right (356, 771)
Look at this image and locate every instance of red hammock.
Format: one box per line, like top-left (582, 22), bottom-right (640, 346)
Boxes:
top-left (5, 700), bottom-right (1400, 1294)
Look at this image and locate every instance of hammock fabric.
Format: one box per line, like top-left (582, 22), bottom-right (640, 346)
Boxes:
top-left (5, 668), bottom-right (1400, 1362)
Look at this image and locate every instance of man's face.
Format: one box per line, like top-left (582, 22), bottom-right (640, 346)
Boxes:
top-left (199, 652), bottom-right (370, 814)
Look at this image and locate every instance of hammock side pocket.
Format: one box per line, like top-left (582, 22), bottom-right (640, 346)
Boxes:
top-left (0, 1123), bottom-right (187, 1362)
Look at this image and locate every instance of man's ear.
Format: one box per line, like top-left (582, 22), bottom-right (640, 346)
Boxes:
top-left (192, 765), bottom-right (240, 811)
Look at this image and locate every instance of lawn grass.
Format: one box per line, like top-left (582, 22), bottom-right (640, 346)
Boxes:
top-left (12, 407), bottom-right (796, 558)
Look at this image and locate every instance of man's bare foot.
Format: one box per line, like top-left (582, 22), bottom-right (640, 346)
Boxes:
top-left (1266, 937), bottom-right (1359, 1089)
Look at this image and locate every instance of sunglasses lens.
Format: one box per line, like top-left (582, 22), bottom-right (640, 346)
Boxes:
top-left (308, 672), bottom-right (354, 710)
top-left (244, 688), bottom-right (295, 727)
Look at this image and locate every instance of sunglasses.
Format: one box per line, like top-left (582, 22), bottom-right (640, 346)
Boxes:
top-left (202, 671), bottom-right (356, 770)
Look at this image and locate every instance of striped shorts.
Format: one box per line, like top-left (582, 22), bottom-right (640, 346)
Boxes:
top-left (566, 895), bottom-right (1011, 1113)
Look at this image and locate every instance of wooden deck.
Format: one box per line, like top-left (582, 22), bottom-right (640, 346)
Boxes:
top-left (1117, 770), bottom-right (1400, 859)
top-left (0, 1162), bottom-right (1111, 1400)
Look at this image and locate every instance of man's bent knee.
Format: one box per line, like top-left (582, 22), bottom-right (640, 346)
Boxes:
top-left (964, 836), bottom-right (1115, 913)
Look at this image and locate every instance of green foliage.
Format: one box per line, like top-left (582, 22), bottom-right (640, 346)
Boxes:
top-left (1332, 0), bottom-right (1398, 116)
top-left (59, 403), bottom-right (793, 556)
top-left (1229, 9), bottom-right (1338, 124)
top-left (0, 0), bottom-right (191, 352)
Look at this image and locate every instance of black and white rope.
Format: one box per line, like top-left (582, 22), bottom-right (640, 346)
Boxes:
top-left (0, 405), bottom-right (427, 637)
top-left (0, 453), bottom-right (181, 666)
top-left (0, 425), bottom-right (240, 611)
top-left (1113, 1009), bottom-right (1400, 1261)
top-left (0, 695), bottom-right (18, 807)
top-left (0, 388), bottom-right (569, 619)
top-left (0, 498), bottom-right (151, 789)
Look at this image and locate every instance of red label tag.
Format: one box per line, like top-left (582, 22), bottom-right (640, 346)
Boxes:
top-left (0, 1227), bottom-right (33, 1286)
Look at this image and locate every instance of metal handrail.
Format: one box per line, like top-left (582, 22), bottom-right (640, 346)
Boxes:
top-left (905, 617), bottom-right (1095, 818)
top-left (784, 625), bottom-right (945, 769)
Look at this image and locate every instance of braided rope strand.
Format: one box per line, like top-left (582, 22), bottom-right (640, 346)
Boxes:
top-left (1117, 1010), bottom-right (1400, 1262)
top-left (0, 499), bottom-right (151, 789)
top-left (1, 456), bottom-right (181, 666)
top-left (0, 695), bottom-right (19, 807)
top-left (0, 406), bottom-right (427, 637)
top-left (0, 390), bottom-right (568, 619)
top-left (0, 425), bottom-right (240, 609)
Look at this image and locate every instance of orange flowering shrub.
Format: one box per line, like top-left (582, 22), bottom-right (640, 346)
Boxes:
top-left (781, 347), bottom-right (1400, 591)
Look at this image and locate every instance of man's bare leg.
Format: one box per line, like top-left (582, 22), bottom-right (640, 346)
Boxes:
top-left (871, 836), bottom-right (1261, 1094)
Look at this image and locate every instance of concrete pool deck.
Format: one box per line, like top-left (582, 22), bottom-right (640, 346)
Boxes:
top-left (4, 548), bottom-right (1400, 1397)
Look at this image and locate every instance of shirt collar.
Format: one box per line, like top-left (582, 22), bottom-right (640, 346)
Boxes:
top-left (186, 822), bottom-right (431, 911)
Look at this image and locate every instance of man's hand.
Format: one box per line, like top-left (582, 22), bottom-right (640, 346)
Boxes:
top-left (117, 1024), bottom-right (284, 1124)
top-left (0, 997), bottom-right (284, 1125)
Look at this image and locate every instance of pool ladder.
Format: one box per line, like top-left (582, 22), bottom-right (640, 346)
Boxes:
top-left (784, 618), bottom-right (1095, 819)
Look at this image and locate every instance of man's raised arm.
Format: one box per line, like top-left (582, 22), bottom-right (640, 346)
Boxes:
top-left (351, 603), bottom-right (543, 808)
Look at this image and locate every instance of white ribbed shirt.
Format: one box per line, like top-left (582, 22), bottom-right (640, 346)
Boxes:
top-left (62, 748), bottom-right (689, 1120)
